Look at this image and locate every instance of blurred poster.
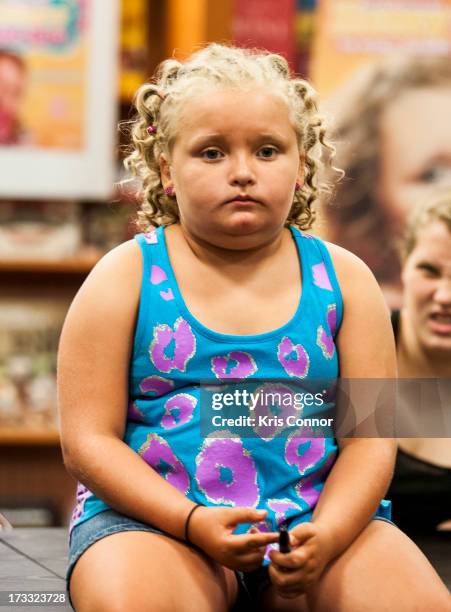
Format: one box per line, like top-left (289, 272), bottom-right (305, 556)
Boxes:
top-left (232, 0), bottom-right (296, 69)
top-left (119, 0), bottom-right (148, 102)
top-left (295, 0), bottom-right (316, 77)
top-left (311, 0), bottom-right (451, 308)
top-left (0, 0), bottom-right (88, 149)
top-left (0, 0), bottom-right (119, 199)
top-left (312, 0), bottom-right (451, 97)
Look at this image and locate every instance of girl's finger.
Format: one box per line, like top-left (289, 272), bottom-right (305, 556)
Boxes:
top-left (225, 506), bottom-right (268, 526)
top-left (290, 522), bottom-right (316, 545)
top-left (269, 548), bottom-right (308, 570)
top-left (228, 531), bottom-right (279, 552)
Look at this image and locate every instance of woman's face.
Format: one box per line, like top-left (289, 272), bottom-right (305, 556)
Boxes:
top-left (378, 87), bottom-right (451, 233)
top-left (402, 220), bottom-right (451, 355)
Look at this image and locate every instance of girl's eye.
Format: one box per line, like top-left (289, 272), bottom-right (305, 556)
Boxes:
top-left (201, 149), bottom-right (223, 161)
top-left (258, 146), bottom-right (278, 159)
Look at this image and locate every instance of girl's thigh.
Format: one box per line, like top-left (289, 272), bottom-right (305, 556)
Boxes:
top-left (261, 521), bottom-right (450, 612)
top-left (70, 530), bottom-right (239, 612)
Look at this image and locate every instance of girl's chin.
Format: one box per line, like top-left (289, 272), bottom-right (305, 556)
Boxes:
top-left (221, 210), bottom-right (282, 235)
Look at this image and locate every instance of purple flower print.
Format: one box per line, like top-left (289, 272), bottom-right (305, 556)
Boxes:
top-left (252, 383), bottom-right (298, 440)
top-left (312, 262), bottom-right (332, 291)
top-left (127, 401), bottom-right (144, 421)
top-left (285, 431), bottom-right (326, 478)
top-left (70, 483), bottom-right (94, 531)
top-left (267, 498), bottom-right (302, 528)
top-left (150, 265), bottom-right (175, 301)
top-left (160, 288), bottom-right (174, 301)
top-left (140, 375), bottom-right (174, 397)
top-left (317, 304), bottom-right (337, 359)
top-left (139, 433), bottom-right (190, 495)
top-left (196, 436), bottom-right (259, 506)
top-left (277, 337), bottom-right (309, 378)
top-left (246, 520), bottom-right (276, 562)
top-left (295, 452), bottom-right (336, 509)
top-left (161, 393), bottom-right (197, 429)
top-left (149, 317), bottom-right (196, 373)
top-left (211, 351), bottom-right (257, 379)
top-left (143, 231), bottom-right (158, 244)
top-left (327, 303), bottom-right (337, 335)
top-left (285, 431), bottom-right (335, 509)
top-left (150, 265), bottom-right (168, 285)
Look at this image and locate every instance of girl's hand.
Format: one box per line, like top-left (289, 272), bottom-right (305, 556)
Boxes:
top-left (188, 506), bottom-right (279, 571)
top-left (268, 522), bottom-right (334, 599)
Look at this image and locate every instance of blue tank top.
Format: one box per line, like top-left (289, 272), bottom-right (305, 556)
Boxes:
top-left (70, 225), bottom-right (391, 552)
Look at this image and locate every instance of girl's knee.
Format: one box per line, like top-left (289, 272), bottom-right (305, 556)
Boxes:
top-left (308, 521), bottom-right (451, 612)
top-left (69, 531), bottom-right (235, 612)
top-left (89, 590), bottom-right (175, 612)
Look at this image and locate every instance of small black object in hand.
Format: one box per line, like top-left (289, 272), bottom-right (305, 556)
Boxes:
top-left (278, 522), bottom-right (291, 553)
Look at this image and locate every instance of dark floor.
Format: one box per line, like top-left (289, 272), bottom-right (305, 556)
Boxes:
top-left (0, 528), bottom-right (449, 611)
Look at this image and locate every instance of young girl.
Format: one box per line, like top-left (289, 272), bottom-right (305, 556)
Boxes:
top-left (58, 44), bottom-right (450, 611)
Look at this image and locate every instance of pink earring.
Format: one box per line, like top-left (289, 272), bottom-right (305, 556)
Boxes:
top-left (164, 185), bottom-right (174, 196)
top-left (295, 182), bottom-right (302, 192)
top-left (147, 125), bottom-right (157, 135)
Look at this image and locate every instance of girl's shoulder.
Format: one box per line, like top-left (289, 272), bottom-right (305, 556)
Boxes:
top-left (321, 240), bottom-right (378, 289)
top-left (67, 239), bottom-right (143, 326)
top-left (318, 244), bottom-right (396, 379)
top-left (85, 238), bottom-right (142, 292)
top-left (319, 240), bottom-right (385, 310)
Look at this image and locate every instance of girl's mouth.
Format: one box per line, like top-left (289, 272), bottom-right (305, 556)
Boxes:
top-left (224, 194), bottom-right (261, 206)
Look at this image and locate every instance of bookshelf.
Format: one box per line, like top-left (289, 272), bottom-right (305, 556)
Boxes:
top-left (0, 426), bottom-right (61, 446)
top-left (0, 254), bottom-right (101, 275)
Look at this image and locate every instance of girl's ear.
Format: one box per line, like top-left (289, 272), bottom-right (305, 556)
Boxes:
top-left (159, 153), bottom-right (171, 188)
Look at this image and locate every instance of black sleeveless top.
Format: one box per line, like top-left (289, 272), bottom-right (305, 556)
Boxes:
top-left (387, 311), bottom-right (451, 534)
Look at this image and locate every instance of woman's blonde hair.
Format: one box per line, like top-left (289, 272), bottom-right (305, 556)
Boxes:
top-left (122, 43), bottom-right (339, 231)
top-left (402, 193), bottom-right (451, 260)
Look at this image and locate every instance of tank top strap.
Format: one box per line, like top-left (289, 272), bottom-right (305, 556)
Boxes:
top-left (290, 226), bottom-right (344, 333)
top-left (133, 226), bottom-right (177, 355)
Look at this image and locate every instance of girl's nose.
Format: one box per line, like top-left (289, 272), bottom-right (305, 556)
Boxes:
top-left (229, 154), bottom-right (256, 186)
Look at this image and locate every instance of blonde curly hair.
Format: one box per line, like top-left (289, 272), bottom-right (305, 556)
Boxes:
top-left (122, 43), bottom-right (339, 232)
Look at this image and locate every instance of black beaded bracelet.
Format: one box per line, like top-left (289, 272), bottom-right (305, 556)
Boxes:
top-left (184, 503), bottom-right (205, 545)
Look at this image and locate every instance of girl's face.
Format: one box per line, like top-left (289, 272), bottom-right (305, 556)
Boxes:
top-left (160, 87), bottom-right (303, 249)
top-left (378, 87), bottom-right (451, 233)
top-left (402, 220), bottom-right (451, 355)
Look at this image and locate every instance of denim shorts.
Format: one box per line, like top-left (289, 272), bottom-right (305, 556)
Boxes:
top-left (66, 509), bottom-right (395, 610)
top-left (66, 509), bottom-right (267, 611)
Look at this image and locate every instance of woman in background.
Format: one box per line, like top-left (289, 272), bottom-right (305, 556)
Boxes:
top-left (388, 194), bottom-right (451, 535)
top-left (319, 55), bottom-right (451, 307)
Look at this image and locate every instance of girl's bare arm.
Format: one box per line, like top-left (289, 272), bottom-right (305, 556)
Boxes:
top-left (58, 240), bottom-right (195, 538)
top-left (310, 244), bottom-right (397, 561)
